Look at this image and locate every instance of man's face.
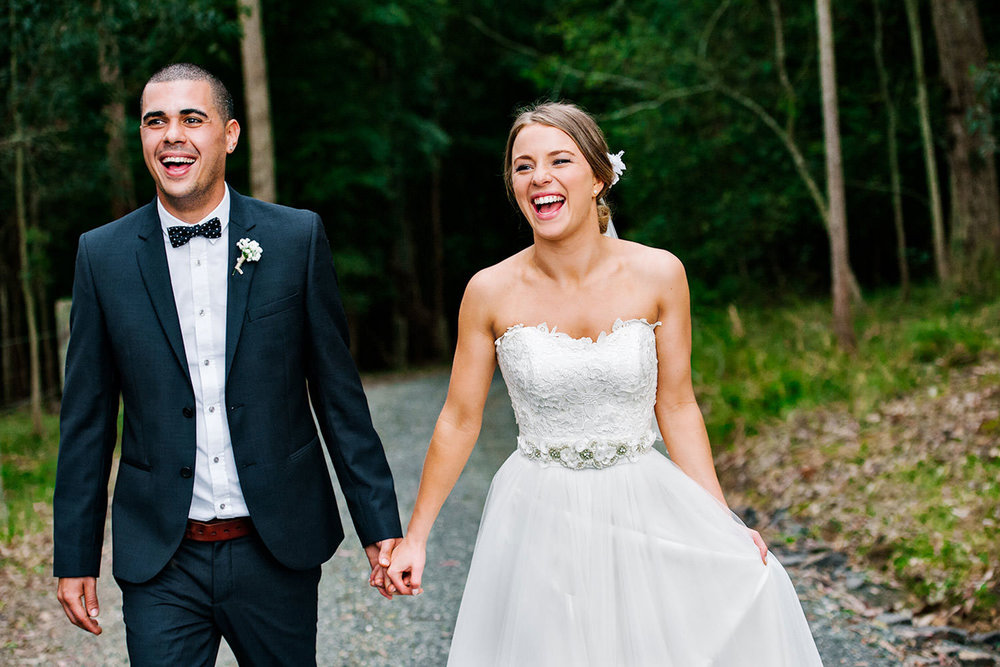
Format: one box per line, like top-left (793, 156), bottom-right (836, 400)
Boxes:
top-left (140, 79), bottom-right (239, 221)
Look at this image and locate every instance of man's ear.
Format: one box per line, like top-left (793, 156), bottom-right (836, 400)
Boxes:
top-left (225, 119), bottom-right (241, 154)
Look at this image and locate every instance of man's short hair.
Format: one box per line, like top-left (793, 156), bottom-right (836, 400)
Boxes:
top-left (142, 63), bottom-right (235, 122)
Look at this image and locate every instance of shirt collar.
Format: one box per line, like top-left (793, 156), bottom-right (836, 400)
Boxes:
top-left (158, 185), bottom-right (231, 242)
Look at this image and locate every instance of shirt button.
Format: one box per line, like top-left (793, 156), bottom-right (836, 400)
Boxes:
top-left (209, 406), bottom-right (215, 413)
top-left (196, 259), bottom-right (202, 266)
top-left (199, 309), bottom-right (205, 316)
top-left (213, 456), bottom-right (219, 463)
top-left (219, 503), bottom-right (226, 510)
top-left (203, 359), bottom-right (210, 366)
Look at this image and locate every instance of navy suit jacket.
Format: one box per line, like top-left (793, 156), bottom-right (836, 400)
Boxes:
top-left (54, 189), bottom-right (401, 583)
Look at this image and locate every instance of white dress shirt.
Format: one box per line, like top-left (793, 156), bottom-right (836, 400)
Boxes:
top-left (158, 186), bottom-right (249, 520)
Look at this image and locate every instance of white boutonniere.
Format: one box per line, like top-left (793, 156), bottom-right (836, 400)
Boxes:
top-left (233, 238), bottom-right (262, 275)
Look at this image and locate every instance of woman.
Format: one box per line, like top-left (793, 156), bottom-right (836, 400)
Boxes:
top-left (386, 102), bottom-right (823, 666)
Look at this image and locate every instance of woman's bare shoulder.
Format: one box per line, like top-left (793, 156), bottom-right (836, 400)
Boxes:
top-left (464, 249), bottom-right (532, 299)
top-left (615, 239), bottom-right (687, 288)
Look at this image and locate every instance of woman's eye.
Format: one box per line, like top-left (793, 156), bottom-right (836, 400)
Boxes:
top-left (514, 164), bottom-right (532, 172)
top-left (553, 158), bottom-right (570, 165)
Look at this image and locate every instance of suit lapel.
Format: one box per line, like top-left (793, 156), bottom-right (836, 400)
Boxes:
top-left (225, 192), bottom-right (259, 381)
top-left (135, 203), bottom-right (190, 377)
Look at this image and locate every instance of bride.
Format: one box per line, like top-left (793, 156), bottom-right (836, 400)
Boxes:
top-left (385, 102), bottom-right (823, 666)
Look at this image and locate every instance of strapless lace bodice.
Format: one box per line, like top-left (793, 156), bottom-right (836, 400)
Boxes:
top-left (495, 318), bottom-right (660, 469)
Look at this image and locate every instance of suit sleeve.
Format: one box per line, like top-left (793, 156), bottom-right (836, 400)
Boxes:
top-left (53, 234), bottom-right (122, 577)
top-left (302, 214), bottom-right (402, 546)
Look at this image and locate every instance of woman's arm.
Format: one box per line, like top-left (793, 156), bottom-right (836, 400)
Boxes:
top-left (650, 252), bottom-right (767, 563)
top-left (386, 272), bottom-right (500, 594)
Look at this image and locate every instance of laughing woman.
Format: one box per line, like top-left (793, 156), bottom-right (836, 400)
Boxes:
top-left (386, 102), bottom-right (824, 666)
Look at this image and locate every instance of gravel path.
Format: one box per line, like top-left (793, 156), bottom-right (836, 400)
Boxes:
top-left (31, 371), bottom-right (930, 665)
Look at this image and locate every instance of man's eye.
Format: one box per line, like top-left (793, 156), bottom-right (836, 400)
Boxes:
top-left (183, 117), bottom-right (203, 124)
top-left (145, 119), bottom-right (164, 127)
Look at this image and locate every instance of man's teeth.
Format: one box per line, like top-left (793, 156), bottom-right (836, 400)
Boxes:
top-left (162, 157), bottom-right (195, 165)
top-left (533, 195), bottom-right (565, 205)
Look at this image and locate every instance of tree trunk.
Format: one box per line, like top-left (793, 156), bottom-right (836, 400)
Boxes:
top-left (930, 0), bottom-right (1000, 292)
top-left (905, 0), bottom-right (949, 284)
top-left (768, 0), bottom-right (797, 140)
top-left (874, 0), bottom-right (910, 299)
top-left (27, 157), bottom-right (58, 401)
top-left (94, 0), bottom-right (136, 219)
top-left (0, 284), bottom-right (11, 405)
top-left (816, 0), bottom-right (856, 351)
top-left (428, 159), bottom-right (449, 359)
top-left (238, 0), bottom-right (277, 203)
top-left (10, 1), bottom-right (44, 433)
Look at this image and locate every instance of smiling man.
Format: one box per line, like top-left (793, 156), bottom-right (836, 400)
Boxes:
top-left (53, 63), bottom-right (402, 666)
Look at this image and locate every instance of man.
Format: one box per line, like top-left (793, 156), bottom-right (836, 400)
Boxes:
top-left (54, 63), bottom-right (401, 665)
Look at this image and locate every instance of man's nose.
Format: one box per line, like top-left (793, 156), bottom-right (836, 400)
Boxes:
top-left (163, 119), bottom-right (185, 144)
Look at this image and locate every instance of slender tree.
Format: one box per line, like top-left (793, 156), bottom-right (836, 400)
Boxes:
top-left (931, 0), bottom-right (1000, 292)
top-left (0, 284), bottom-right (11, 403)
top-left (904, 0), bottom-right (949, 284)
top-left (9, 0), bottom-right (44, 433)
top-left (873, 0), bottom-right (910, 298)
top-left (94, 0), bottom-right (137, 219)
top-left (239, 0), bottom-right (277, 202)
top-left (816, 0), bottom-right (855, 350)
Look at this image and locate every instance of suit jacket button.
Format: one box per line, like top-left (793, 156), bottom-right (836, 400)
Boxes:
top-left (182, 406), bottom-right (194, 418)
top-left (180, 467), bottom-right (193, 478)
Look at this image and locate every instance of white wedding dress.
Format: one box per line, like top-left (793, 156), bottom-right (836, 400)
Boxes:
top-left (448, 318), bottom-right (823, 666)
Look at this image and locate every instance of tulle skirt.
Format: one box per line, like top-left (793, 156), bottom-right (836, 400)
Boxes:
top-left (448, 448), bottom-right (823, 666)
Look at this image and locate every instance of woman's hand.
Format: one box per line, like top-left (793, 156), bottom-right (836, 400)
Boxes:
top-left (748, 528), bottom-right (768, 565)
top-left (386, 537), bottom-right (427, 596)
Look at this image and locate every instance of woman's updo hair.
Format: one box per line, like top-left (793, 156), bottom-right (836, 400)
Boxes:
top-left (503, 102), bottom-right (616, 234)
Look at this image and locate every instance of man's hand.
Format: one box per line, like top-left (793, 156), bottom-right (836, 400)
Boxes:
top-left (57, 577), bottom-right (102, 635)
top-left (364, 538), bottom-right (401, 600)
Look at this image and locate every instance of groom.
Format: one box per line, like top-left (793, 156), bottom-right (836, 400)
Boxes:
top-left (54, 63), bottom-right (401, 665)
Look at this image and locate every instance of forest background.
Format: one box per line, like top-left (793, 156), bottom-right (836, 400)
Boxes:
top-left (1, 0), bottom-right (999, 636)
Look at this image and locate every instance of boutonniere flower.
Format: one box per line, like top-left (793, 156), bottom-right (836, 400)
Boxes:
top-left (233, 238), bottom-right (262, 275)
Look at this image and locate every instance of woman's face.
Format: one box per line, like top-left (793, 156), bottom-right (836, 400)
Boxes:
top-left (510, 123), bottom-right (603, 239)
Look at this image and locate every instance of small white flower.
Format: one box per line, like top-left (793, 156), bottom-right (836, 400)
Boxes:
top-left (607, 150), bottom-right (627, 186)
top-left (233, 237), bottom-right (262, 275)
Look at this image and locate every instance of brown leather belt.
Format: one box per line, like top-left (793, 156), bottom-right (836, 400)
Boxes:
top-left (185, 517), bottom-right (254, 542)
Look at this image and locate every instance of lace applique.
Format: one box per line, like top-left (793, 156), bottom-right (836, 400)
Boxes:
top-left (496, 318), bottom-right (661, 471)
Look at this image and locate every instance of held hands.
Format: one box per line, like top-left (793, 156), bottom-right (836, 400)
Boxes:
top-left (57, 577), bottom-right (102, 635)
top-left (365, 538), bottom-right (401, 599)
top-left (385, 537), bottom-right (425, 596)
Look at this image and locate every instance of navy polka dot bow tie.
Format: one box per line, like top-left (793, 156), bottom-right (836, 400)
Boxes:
top-left (167, 218), bottom-right (222, 248)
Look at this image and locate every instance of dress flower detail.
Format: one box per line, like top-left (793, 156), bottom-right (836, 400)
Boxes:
top-left (233, 238), bottom-right (262, 275)
top-left (607, 151), bottom-right (626, 186)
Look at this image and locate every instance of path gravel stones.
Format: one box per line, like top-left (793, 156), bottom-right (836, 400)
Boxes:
top-left (24, 371), bottom-right (997, 665)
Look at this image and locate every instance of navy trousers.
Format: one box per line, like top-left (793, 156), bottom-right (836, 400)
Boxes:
top-left (117, 532), bottom-right (321, 666)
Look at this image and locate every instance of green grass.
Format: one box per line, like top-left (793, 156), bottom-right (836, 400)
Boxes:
top-left (0, 410), bottom-right (60, 539)
top-left (692, 287), bottom-right (1000, 445)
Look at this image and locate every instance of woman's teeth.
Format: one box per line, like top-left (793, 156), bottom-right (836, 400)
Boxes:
top-left (533, 194), bottom-right (565, 214)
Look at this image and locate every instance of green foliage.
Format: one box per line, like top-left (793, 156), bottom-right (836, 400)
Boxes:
top-left (0, 410), bottom-right (60, 539)
top-left (692, 287), bottom-right (1000, 445)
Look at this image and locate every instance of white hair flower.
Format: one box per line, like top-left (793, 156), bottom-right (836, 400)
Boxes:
top-left (607, 151), bottom-right (626, 186)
